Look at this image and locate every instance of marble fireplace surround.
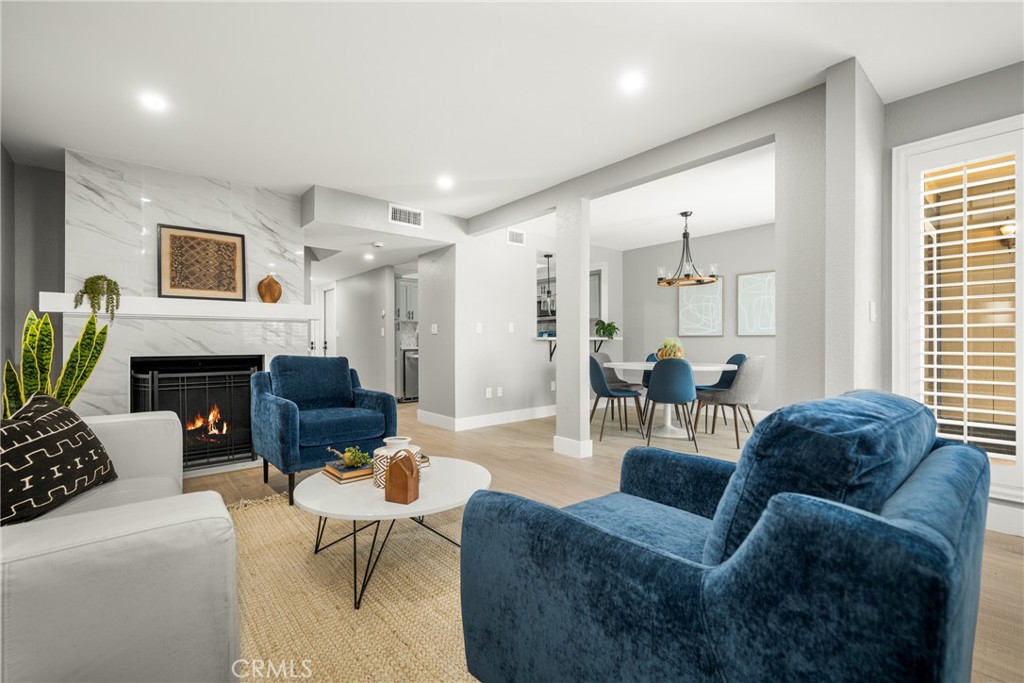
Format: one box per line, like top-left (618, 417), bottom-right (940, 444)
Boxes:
top-left (51, 150), bottom-right (317, 416)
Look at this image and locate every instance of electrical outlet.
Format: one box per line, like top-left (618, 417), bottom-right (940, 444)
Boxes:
top-left (497, 386), bottom-right (503, 397)
top-left (431, 323), bottom-right (438, 335)
top-left (868, 300), bottom-right (878, 323)
top-left (550, 381), bottom-right (556, 392)
top-left (508, 322), bottom-right (515, 333)
top-left (380, 327), bottom-right (385, 338)
top-left (485, 387), bottom-right (493, 399)
top-left (476, 322), bottom-right (483, 334)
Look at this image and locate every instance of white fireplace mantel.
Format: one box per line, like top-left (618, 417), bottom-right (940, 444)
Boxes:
top-left (39, 292), bottom-right (320, 323)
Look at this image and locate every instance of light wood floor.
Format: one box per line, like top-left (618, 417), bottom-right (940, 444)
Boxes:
top-left (186, 401), bottom-right (1024, 682)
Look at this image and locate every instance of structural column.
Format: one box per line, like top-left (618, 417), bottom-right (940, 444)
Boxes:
top-left (553, 196), bottom-right (593, 458)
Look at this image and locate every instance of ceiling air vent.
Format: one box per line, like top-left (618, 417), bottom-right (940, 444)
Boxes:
top-left (389, 204), bottom-right (424, 228)
top-left (507, 228), bottom-right (526, 246)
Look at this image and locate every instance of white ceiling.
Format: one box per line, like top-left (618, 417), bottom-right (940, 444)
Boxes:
top-left (2, 3), bottom-right (1021, 219)
top-left (520, 143), bottom-right (775, 251)
top-left (305, 224), bottom-right (448, 286)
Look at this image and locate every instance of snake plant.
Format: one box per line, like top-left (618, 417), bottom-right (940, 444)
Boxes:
top-left (2, 311), bottom-right (109, 418)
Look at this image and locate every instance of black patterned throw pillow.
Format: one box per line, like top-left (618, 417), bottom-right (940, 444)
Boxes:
top-left (1, 394), bottom-right (118, 525)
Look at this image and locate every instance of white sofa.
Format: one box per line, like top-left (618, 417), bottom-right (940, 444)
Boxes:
top-left (1, 411), bottom-right (238, 683)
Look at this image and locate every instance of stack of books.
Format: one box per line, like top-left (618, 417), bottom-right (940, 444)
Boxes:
top-left (322, 460), bottom-right (373, 484)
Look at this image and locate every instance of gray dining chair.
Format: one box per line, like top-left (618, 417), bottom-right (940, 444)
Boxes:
top-left (695, 356), bottom-right (765, 448)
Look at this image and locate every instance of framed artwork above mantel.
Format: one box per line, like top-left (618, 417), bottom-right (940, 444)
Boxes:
top-left (158, 224), bottom-right (247, 301)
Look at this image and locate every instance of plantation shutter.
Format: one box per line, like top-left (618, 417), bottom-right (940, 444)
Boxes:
top-left (920, 152), bottom-right (1017, 457)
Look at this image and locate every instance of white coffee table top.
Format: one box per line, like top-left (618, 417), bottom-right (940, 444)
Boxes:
top-left (293, 456), bottom-right (492, 521)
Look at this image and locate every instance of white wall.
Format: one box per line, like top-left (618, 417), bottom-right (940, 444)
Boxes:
top-left (623, 224), bottom-right (777, 410)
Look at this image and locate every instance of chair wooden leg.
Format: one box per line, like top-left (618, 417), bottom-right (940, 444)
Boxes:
top-left (738, 408), bottom-right (749, 432)
top-left (745, 404), bottom-right (757, 427)
top-left (263, 458), bottom-right (269, 484)
top-left (633, 396), bottom-right (644, 427)
top-left (684, 403), bottom-right (699, 453)
top-left (641, 396), bottom-right (650, 423)
top-left (693, 400), bottom-right (703, 433)
top-left (712, 404), bottom-right (719, 434)
top-left (623, 398), bottom-right (629, 432)
top-left (722, 409), bottom-right (728, 426)
top-left (288, 473), bottom-right (295, 505)
top-left (732, 405), bottom-right (740, 448)
top-left (590, 395), bottom-right (600, 422)
top-left (646, 401), bottom-right (657, 445)
top-left (611, 400), bottom-right (616, 421)
top-left (600, 398), bottom-right (610, 441)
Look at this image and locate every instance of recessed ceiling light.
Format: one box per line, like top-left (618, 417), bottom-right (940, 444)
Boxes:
top-left (268, 262), bottom-right (275, 267)
top-left (364, 253), bottom-right (374, 261)
top-left (618, 70), bottom-right (646, 96)
top-left (294, 249), bottom-right (303, 255)
top-left (138, 91), bottom-right (170, 113)
top-left (140, 197), bottom-right (151, 203)
top-left (436, 175), bottom-right (454, 191)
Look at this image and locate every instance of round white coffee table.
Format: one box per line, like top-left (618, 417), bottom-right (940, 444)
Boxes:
top-left (293, 456), bottom-right (491, 608)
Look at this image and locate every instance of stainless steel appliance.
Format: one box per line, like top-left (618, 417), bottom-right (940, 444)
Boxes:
top-left (403, 349), bottom-right (419, 401)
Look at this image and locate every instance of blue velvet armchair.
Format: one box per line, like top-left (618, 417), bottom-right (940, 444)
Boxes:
top-left (461, 390), bottom-right (990, 682)
top-left (251, 356), bottom-right (397, 504)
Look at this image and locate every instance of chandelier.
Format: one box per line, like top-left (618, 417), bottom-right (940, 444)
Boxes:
top-left (657, 211), bottom-right (718, 287)
top-left (541, 254), bottom-right (555, 313)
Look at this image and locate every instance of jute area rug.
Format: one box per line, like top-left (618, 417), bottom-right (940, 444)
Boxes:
top-left (230, 495), bottom-right (475, 683)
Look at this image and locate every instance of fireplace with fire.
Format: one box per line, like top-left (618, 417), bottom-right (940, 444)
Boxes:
top-left (130, 355), bottom-right (263, 470)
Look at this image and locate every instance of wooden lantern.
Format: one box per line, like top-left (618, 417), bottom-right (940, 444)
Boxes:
top-left (384, 450), bottom-right (420, 504)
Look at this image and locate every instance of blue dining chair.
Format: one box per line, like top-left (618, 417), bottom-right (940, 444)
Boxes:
top-left (589, 356), bottom-right (643, 441)
top-left (644, 358), bottom-right (698, 451)
top-left (695, 353), bottom-right (747, 431)
top-left (639, 352), bottom-right (658, 422)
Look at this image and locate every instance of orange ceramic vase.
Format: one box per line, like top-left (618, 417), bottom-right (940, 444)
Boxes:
top-left (257, 275), bottom-right (282, 303)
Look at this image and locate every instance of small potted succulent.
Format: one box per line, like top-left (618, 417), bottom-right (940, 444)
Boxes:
top-left (656, 337), bottom-right (685, 360)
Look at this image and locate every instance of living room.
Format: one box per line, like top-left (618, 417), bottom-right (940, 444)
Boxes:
top-left (2, 3), bottom-right (1022, 682)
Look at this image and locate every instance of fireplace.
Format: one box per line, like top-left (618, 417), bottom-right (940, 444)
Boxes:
top-left (130, 355), bottom-right (263, 470)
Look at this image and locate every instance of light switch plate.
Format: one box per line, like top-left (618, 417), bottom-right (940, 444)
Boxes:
top-left (485, 387), bottom-right (493, 399)
top-left (476, 322), bottom-right (483, 334)
top-left (431, 323), bottom-right (438, 335)
top-left (497, 386), bottom-right (503, 397)
top-left (508, 322), bottom-right (515, 333)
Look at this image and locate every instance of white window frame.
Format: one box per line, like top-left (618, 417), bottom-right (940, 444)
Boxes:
top-left (892, 114), bottom-right (1023, 505)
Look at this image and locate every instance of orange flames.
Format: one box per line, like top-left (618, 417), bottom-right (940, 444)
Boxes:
top-left (186, 404), bottom-right (229, 434)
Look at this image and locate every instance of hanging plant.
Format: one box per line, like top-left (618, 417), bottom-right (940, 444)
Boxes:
top-left (2, 311), bottom-right (109, 418)
top-left (73, 275), bottom-right (121, 321)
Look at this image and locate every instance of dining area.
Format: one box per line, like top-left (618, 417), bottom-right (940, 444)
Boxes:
top-left (589, 346), bottom-right (766, 451)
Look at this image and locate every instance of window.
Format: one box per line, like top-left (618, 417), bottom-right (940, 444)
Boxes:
top-left (894, 117), bottom-right (1022, 471)
top-left (921, 154), bottom-right (1016, 456)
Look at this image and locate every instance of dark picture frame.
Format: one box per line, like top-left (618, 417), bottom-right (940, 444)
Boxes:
top-left (158, 224), bottom-right (247, 301)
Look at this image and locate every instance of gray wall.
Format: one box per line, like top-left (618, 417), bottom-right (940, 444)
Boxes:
top-left (824, 59), bottom-right (885, 395)
top-left (418, 245), bottom-right (457, 418)
top-left (881, 61), bottom-right (1024, 387)
top-left (333, 265), bottom-right (394, 393)
top-left (13, 162), bottom-right (64, 370)
top-left (468, 86), bottom-right (825, 411)
top-left (1, 145), bottom-right (14, 363)
top-left (623, 224), bottom-right (777, 410)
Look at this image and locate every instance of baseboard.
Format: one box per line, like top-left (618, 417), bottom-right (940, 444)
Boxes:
top-left (417, 410), bottom-right (457, 431)
top-left (553, 435), bottom-right (594, 459)
top-left (987, 497), bottom-right (1024, 536)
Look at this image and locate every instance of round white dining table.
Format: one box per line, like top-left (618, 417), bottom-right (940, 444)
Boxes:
top-left (603, 361), bottom-right (737, 440)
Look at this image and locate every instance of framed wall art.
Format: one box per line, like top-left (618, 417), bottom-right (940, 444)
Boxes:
top-left (158, 224), bottom-right (247, 301)
top-left (678, 278), bottom-right (723, 336)
top-left (737, 271), bottom-right (776, 336)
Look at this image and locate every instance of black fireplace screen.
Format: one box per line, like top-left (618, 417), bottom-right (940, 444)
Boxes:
top-left (130, 355), bottom-right (262, 470)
